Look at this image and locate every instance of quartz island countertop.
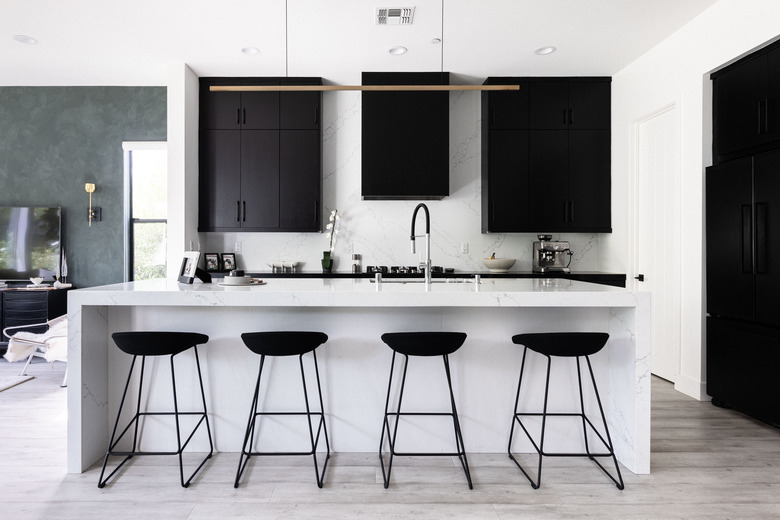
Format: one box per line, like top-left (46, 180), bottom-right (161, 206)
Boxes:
top-left (68, 277), bottom-right (650, 476)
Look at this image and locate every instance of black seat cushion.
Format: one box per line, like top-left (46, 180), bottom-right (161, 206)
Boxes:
top-left (381, 332), bottom-right (467, 357)
top-left (511, 332), bottom-right (609, 357)
top-left (241, 331), bottom-right (328, 357)
top-left (112, 331), bottom-right (209, 357)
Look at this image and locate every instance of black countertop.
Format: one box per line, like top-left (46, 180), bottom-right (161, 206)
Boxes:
top-left (210, 271), bottom-right (626, 288)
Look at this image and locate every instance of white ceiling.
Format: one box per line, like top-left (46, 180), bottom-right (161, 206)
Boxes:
top-left (1, 0), bottom-right (719, 86)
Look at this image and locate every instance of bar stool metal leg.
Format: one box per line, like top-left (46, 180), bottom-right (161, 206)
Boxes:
top-left (379, 351), bottom-right (472, 489)
top-left (442, 353), bottom-right (473, 488)
top-left (234, 350), bottom-right (330, 488)
top-left (507, 344), bottom-right (624, 490)
top-left (98, 346), bottom-right (213, 488)
top-left (580, 356), bottom-right (624, 489)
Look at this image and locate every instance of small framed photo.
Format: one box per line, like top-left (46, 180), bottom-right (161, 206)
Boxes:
top-left (205, 253), bottom-right (221, 272)
top-left (178, 251), bottom-right (201, 284)
top-left (222, 253), bottom-right (236, 272)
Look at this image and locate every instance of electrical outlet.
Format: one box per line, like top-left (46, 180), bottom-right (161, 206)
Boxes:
top-left (460, 242), bottom-right (469, 254)
top-left (234, 241), bottom-right (242, 253)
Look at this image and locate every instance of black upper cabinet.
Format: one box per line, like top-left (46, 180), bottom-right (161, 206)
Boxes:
top-left (200, 78), bottom-right (279, 130)
top-left (198, 77), bottom-right (322, 232)
top-left (530, 79), bottom-right (611, 130)
top-left (712, 43), bottom-right (780, 162)
top-left (485, 78), bottom-right (529, 130)
top-left (361, 72), bottom-right (450, 200)
top-left (482, 76), bottom-right (611, 233)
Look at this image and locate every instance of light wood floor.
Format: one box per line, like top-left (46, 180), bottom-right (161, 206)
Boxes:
top-left (1, 358), bottom-right (779, 519)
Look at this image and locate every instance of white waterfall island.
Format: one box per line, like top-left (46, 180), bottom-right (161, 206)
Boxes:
top-left (67, 277), bottom-right (651, 475)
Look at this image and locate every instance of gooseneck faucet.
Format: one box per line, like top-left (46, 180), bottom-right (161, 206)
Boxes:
top-left (410, 203), bottom-right (432, 285)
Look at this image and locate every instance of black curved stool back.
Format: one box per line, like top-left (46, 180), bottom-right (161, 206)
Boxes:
top-left (235, 331), bottom-right (330, 488)
top-left (508, 332), bottom-right (624, 490)
top-left (98, 332), bottom-right (213, 488)
top-left (379, 332), bottom-right (472, 489)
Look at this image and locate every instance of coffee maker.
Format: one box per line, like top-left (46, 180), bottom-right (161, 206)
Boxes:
top-left (532, 235), bottom-right (573, 273)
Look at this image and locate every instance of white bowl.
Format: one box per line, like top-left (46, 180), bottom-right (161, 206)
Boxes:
top-left (482, 258), bottom-right (516, 273)
top-left (220, 275), bottom-right (251, 286)
top-left (29, 277), bottom-right (44, 285)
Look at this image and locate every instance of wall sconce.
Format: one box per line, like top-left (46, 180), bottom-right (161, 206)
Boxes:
top-left (85, 183), bottom-right (101, 226)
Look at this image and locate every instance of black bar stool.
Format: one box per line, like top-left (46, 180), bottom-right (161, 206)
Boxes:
top-left (508, 332), bottom-right (624, 489)
top-left (235, 331), bottom-right (330, 488)
top-left (379, 332), bottom-right (472, 489)
top-left (98, 331), bottom-right (213, 488)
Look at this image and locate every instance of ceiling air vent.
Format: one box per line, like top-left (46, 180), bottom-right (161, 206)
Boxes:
top-left (376, 7), bottom-right (415, 25)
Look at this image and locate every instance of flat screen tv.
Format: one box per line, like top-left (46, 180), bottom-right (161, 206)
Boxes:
top-left (0, 206), bottom-right (62, 282)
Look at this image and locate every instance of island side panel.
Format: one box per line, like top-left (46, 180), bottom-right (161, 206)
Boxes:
top-left (67, 302), bottom-right (110, 473)
top-left (70, 304), bottom-right (646, 474)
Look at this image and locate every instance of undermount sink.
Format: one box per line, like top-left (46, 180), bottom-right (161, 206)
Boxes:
top-left (370, 278), bottom-right (475, 284)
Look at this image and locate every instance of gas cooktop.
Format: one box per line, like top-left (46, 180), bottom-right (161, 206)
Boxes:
top-left (365, 265), bottom-right (454, 274)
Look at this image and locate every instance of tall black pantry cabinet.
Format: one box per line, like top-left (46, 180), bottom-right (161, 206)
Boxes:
top-left (199, 77), bottom-right (322, 232)
top-left (706, 150), bottom-right (780, 426)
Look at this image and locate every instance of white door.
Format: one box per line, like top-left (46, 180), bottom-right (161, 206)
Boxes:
top-left (633, 105), bottom-right (682, 382)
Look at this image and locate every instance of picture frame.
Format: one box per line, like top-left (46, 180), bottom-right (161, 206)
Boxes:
top-left (178, 251), bottom-right (201, 284)
top-left (205, 253), bottom-right (221, 272)
top-left (222, 253), bottom-right (236, 272)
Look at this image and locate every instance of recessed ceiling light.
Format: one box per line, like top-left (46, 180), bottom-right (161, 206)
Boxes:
top-left (241, 47), bottom-right (260, 55)
top-left (431, 38), bottom-right (441, 45)
top-left (389, 46), bottom-right (408, 55)
top-left (535, 46), bottom-right (556, 56)
top-left (12, 34), bottom-right (38, 45)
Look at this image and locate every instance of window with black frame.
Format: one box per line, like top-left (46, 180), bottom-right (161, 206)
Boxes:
top-left (124, 142), bottom-right (167, 281)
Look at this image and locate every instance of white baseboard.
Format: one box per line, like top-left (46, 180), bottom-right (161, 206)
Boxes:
top-left (674, 374), bottom-right (708, 401)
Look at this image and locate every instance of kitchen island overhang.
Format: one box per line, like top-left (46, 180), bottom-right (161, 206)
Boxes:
top-left (67, 278), bottom-right (651, 475)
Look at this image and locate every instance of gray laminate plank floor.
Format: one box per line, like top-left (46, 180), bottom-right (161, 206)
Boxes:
top-left (1, 358), bottom-right (779, 519)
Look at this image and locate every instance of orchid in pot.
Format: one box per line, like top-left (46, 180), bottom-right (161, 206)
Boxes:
top-left (322, 209), bottom-right (341, 272)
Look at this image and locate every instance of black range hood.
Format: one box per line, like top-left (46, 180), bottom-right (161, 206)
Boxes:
top-left (361, 71), bottom-right (450, 200)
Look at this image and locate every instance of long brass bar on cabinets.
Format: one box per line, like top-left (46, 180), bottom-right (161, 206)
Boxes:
top-left (209, 84), bottom-right (520, 92)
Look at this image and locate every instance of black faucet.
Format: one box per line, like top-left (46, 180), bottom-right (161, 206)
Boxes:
top-left (410, 203), bottom-right (432, 285)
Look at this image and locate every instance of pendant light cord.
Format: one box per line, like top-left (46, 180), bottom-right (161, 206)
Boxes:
top-left (285, 0), bottom-right (289, 77)
top-left (441, 0), bottom-right (445, 74)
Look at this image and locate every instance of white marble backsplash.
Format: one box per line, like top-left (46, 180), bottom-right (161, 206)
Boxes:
top-left (204, 91), bottom-right (602, 273)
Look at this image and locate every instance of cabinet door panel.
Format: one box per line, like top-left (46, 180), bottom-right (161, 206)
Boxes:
top-left (529, 131), bottom-right (569, 229)
top-left (569, 130), bottom-right (611, 230)
top-left (753, 149), bottom-right (780, 326)
top-left (714, 55), bottom-right (767, 157)
top-left (240, 92), bottom-right (279, 129)
top-left (241, 130), bottom-right (280, 229)
top-left (705, 157), bottom-right (754, 320)
top-left (707, 318), bottom-right (780, 425)
top-left (280, 130), bottom-right (320, 230)
top-left (199, 130), bottom-right (241, 230)
top-left (766, 47), bottom-right (780, 143)
top-left (200, 91), bottom-right (241, 130)
top-left (280, 92), bottom-right (321, 130)
top-left (487, 80), bottom-right (529, 130)
top-left (529, 82), bottom-right (569, 129)
top-left (568, 81), bottom-right (611, 130)
top-left (487, 130), bottom-right (530, 231)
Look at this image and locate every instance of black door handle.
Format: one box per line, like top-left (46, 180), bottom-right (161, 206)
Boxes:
top-left (635, 274), bottom-right (645, 282)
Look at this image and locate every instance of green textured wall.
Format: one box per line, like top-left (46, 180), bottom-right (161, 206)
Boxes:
top-left (0, 87), bottom-right (166, 288)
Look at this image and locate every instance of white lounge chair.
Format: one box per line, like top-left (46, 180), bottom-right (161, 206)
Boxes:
top-left (3, 314), bottom-right (67, 387)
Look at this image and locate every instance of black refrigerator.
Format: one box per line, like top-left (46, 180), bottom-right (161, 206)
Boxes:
top-left (706, 148), bottom-right (780, 426)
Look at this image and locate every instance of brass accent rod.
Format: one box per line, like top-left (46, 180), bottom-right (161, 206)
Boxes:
top-left (210, 84), bottom-right (519, 92)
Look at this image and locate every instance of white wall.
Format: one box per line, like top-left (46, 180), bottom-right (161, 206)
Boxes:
top-left (603, 0), bottom-right (780, 399)
top-left (166, 63), bottom-right (203, 279)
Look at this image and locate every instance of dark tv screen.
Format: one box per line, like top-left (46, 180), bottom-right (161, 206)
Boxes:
top-left (0, 206), bottom-right (62, 281)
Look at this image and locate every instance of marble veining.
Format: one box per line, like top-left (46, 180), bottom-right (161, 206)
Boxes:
top-left (67, 279), bottom-right (651, 477)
